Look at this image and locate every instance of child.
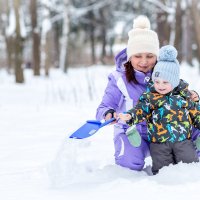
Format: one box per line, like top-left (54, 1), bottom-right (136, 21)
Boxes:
top-left (119, 45), bottom-right (200, 175)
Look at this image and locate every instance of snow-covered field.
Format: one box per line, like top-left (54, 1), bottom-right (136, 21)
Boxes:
top-left (1, 64), bottom-right (200, 200)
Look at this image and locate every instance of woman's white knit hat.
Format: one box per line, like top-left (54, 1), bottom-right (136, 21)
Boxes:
top-left (127, 15), bottom-right (160, 60)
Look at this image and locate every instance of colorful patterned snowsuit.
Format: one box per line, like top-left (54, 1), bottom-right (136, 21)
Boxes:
top-left (127, 80), bottom-right (200, 143)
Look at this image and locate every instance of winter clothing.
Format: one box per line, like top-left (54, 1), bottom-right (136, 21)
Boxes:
top-left (127, 15), bottom-right (159, 60)
top-left (96, 47), bottom-right (200, 171)
top-left (127, 80), bottom-right (200, 143)
top-left (96, 48), bottom-right (151, 170)
top-left (150, 140), bottom-right (199, 175)
top-left (152, 45), bottom-right (180, 89)
top-left (126, 79), bottom-right (200, 174)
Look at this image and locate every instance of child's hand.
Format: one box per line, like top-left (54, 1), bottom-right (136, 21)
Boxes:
top-left (118, 113), bottom-right (132, 122)
top-left (189, 90), bottom-right (199, 102)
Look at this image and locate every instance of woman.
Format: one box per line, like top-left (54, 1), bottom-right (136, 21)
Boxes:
top-left (96, 15), bottom-right (199, 171)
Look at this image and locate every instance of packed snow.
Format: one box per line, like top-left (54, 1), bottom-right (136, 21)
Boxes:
top-left (1, 63), bottom-right (200, 200)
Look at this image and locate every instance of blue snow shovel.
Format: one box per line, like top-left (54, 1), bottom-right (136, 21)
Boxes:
top-left (69, 118), bottom-right (116, 139)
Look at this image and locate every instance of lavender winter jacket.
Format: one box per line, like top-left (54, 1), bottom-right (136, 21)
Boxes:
top-left (96, 48), bottom-right (152, 140)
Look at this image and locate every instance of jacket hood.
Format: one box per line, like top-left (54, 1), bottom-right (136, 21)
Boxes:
top-left (173, 79), bottom-right (190, 98)
top-left (115, 48), bottom-right (127, 72)
top-left (114, 48), bottom-right (152, 83)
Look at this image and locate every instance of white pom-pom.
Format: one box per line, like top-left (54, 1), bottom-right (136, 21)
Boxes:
top-left (133, 15), bottom-right (150, 29)
top-left (159, 45), bottom-right (178, 62)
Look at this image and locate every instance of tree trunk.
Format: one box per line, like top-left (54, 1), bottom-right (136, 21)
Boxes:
top-left (3, 1), bottom-right (15, 73)
top-left (99, 8), bottom-right (107, 64)
top-left (14, 0), bottom-right (24, 83)
top-left (182, 4), bottom-right (193, 65)
top-left (174, 0), bottom-right (183, 62)
top-left (53, 23), bottom-right (60, 68)
top-left (59, 0), bottom-right (70, 73)
top-left (44, 31), bottom-right (52, 76)
top-left (5, 37), bottom-right (15, 73)
top-left (30, 0), bottom-right (41, 76)
top-left (90, 24), bottom-right (96, 64)
top-left (156, 0), bottom-right (171, 46)
top-left (191, 0), bottom-right (200, 68)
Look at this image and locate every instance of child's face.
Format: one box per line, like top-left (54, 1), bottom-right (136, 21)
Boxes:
top-left (154, 78), bottom-right (173, 95)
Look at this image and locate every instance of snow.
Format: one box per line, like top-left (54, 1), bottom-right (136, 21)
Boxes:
top-left (5, 6), bottom-right (27, 38)
top-left (0, 64), bottom-right (200, 200)
top-left (6, 8), bottom-right (16, 37)
top-left (19, 7), bottom-right (27, 38)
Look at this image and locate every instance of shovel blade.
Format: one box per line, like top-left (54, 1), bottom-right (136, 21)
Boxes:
top-left (69, 118), bottom-right (115, 139)
top-left (69, 120), bottom-right (102, 139)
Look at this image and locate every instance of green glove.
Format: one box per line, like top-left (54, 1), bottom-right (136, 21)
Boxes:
top-left (194, 137), bottom-right (200, 151)
top-left (126, 125), bottom-right (141, 147)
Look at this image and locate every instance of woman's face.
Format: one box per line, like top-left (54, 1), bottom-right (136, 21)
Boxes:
top-left (130, 53), bottom-right (157, 73)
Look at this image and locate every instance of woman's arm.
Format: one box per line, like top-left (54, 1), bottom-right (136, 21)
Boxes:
top-left (96, 73), bottom-right (122, 121)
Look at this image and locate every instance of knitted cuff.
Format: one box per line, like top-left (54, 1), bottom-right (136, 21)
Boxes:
top-left (104, 109), bottom-right (115, 118)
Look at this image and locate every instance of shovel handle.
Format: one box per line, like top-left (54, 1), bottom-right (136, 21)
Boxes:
top-left (86, 120), bottom-right (102, 125)
top-left (100, 118), bottom-right (116, 128)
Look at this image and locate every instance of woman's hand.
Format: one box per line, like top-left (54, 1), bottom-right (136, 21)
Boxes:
top-left (105, 112), bottom-right (117, 124)
top-left (190, 90), bottom-right (199, 102)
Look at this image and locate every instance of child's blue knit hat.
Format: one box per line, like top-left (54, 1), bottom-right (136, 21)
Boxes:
top-left (152, 45), bottom-right (180, 89)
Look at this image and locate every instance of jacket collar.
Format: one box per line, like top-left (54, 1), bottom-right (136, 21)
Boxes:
top-left (148, 79), bottom-right (190, 98)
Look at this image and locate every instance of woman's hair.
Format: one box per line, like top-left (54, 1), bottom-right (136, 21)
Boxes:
top-left (124, 61), bottom-right (139, 84)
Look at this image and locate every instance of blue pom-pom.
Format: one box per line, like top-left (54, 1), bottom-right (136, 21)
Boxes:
top-left (159, 45), bottom-right (178, 62)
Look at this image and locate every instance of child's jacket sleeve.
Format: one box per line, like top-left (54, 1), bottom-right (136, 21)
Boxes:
top-left (188, 102), bottom-right (200, 129)
top-left (126, 92), bottom-right (151, 126)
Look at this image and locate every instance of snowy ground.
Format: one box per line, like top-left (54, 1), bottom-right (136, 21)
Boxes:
top-left (1, 64), bottom-right (200, 200)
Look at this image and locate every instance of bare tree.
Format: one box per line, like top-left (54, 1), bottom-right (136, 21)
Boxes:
top-left (182, 2), bottom-right (193, 65)
top-left (99, 6), bottom-right (110, 64)
top-left (30, 0), bottom-right (41, 76)
top-left (44, 31), bottom-right (52, 76)
top-left (156, 0), bottom-right (171, 46)
top-left (13, 0), bottom-right (24, 83)
top-left (174, 0), bottom-right (183, 62)
top-left (59, 0), bottom-right (70, 72)
top-left (88, 11), bottom-right (96, 64)
top-left (1, 1), bottom-right (15, 74)
top-left (191, 0), bottom-right (200, 68)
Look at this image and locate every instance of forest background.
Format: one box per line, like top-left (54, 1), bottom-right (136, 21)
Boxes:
top-left (2, 1), bottom-right (200, 199)
top-left (1, 0), bottom-right (200, 83)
